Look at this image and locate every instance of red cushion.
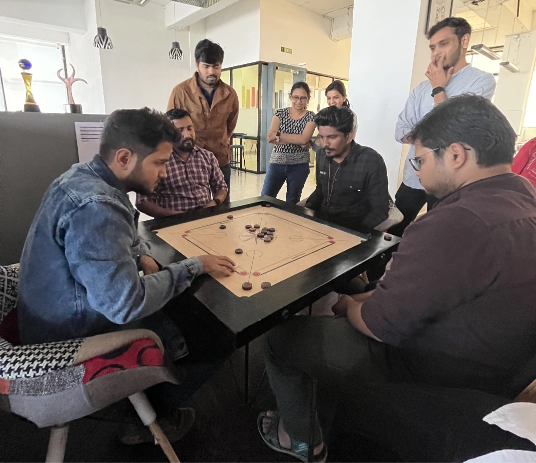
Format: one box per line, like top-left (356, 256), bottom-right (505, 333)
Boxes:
top-left (82, 338), bottom-right (164, 384)
top-left (0, 309), bottom-right (20, 346)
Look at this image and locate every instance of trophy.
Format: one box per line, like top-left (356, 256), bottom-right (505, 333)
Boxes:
top-left (18, 59), bottom-right (40, 113)
top-left (57, 64), bottom-right (87, 114)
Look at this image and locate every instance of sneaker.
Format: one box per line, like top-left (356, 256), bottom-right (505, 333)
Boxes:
top-left (119, 407), bottom-right (195, 445)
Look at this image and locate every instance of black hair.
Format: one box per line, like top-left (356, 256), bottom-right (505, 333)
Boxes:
top-left (427, 16), bottom-right (472, 41)
top-left (195, 39), bottom-right (224, 65)
top-left (314, 106), bottom-right (356, 137)
top-left (290, 81), bottom-right (311, 99)
top-left (408, 95), bottom-right (516, 167)
top-left (166, 108), bottom-right (191, 121)
top-left (325, 80), bottom-right (350, 108)
top-left (99, 107), bottom-right (178, 163)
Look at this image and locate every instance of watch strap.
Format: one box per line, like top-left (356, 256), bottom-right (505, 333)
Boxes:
top-left (431, 86), bottom-right (445, 97)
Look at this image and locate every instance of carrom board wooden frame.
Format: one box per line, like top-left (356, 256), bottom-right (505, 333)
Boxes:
top-left (139, 197), bottom-right (400, 349)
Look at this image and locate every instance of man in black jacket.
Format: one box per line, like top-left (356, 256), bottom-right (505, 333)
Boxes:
top-left (305, 106), bottom-right (389, 230)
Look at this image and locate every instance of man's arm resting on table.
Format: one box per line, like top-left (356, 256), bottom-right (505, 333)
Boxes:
top-left (137, 199), bottom-right (180, 218)
top-left (204, 188), bottom-right (228, 208)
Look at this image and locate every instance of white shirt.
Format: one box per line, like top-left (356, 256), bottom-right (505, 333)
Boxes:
top-left (396, 64), bottom-right (497, 190)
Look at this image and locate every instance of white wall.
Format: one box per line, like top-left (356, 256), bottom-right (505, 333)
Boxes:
top-left (67, 0), bottom-right (105, 114)
top-left (494, 30), bottom-right (536, 134)
top-left (260, 0), bottom-right (351, 79)
top-left (204, 0), bottom-right (261, 68)
top-left (348, 0), bottom-right (426, 195)
top-left (0, 0), bottom-right (86, 33)
top-left (98, 0), bottom-right (191, 113)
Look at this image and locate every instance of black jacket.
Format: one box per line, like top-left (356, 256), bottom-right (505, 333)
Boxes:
top-left (306, 142), bottom-right (389, 230)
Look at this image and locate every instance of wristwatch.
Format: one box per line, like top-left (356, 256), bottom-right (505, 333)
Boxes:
top-left (431, 86), bottom-right (445, 97)
top-left (213, 197), bottom-right (222, 206)
top-left (276, 131), bottom-right (281, 143)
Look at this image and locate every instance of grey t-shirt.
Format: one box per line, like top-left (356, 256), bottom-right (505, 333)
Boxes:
top-left (396, 64), bottom-right (496, 189)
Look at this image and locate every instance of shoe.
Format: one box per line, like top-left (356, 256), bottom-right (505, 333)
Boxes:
top-left (257, 411), bottom-right (327, 463)
top-left (119, 407), bottom-right (195, 445)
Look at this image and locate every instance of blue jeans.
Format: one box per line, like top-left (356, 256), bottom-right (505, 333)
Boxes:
top-left (261, 163), bottom-right (310, 204)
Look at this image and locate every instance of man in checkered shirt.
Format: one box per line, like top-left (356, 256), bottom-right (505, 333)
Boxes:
top-left (136, 109), bottom-right (228, 217)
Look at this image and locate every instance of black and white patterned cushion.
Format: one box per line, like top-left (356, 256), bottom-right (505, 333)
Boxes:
top-left (0, 264), bottom-right (84, 380)
top-left (0, 339), bottom-right (84, 380)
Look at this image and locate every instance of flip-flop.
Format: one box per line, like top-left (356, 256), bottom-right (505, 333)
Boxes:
top-left (257, 411), bottom-right (327, 463)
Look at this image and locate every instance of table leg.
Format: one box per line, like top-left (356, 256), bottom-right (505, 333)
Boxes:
top-left (244, 342), bottom-right (249, 405)
top-left (308, 377), bottom-right (317, 463)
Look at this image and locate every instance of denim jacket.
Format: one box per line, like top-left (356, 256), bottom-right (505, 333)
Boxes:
top-left (18, 155), bottom-right (203, 347)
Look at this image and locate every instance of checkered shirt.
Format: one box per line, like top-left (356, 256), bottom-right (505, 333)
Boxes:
top-left (137, 146), bottom-right (227, 213)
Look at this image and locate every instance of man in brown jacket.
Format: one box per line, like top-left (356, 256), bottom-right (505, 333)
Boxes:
top-left (167, 39), bottom-right (239, 198)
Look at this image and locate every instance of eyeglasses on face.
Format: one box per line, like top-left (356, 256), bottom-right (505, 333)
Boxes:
top-left (409, 147), bottom-right (440, 171)
top-left (409, 146), bottom-right (472, 171)
top-left (290, 95), bottom-right (308, 102)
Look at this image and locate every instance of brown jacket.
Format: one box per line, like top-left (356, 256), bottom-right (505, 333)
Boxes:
top-left (167, 73), bottom-right (239, 167)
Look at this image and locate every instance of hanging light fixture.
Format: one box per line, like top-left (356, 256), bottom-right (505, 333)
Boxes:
top-left (500, 61), bottom-right (520, 73)
top-left (471, 44), bottom-right (501, 60)
top-left (94, 27), bottom-right (113, 49)
top-left (169, 41), bottom-right (183, 60)
top-left (94, 0), bottom-right (113, 49)
top-left (169, 3), bottom-right (183, 60)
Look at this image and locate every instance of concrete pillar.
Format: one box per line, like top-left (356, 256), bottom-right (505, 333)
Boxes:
top-left (348, 0), bottom-right (429, 195)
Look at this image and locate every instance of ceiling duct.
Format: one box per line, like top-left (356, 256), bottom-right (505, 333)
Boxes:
top-left (170, 0), bottom-right (223, 7)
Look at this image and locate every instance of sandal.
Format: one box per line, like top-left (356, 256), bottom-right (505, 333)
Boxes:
top-left (257, 411), bottom-right (327, 463)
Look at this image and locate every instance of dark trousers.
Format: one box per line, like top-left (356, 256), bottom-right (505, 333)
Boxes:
top-left (263, 315), bottom-right (522, 455)
top-left (220, 163), bottom-right (231, 203)
top-left (388, 182), bottom-right (438, 238)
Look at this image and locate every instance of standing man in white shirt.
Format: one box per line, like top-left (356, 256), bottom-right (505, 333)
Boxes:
top-left (390, 17), bottom-right (496, 237)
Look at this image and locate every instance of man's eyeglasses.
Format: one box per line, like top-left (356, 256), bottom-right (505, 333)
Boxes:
top-left (291, 96), bottom-right (308, 102)
top-left (409, 147), bottom-right (440, 171)
top-left (409, 146), bottom-right (472, 171)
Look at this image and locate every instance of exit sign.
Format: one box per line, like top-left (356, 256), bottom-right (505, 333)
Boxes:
top-left (281, 47), bottom-right (293, 54)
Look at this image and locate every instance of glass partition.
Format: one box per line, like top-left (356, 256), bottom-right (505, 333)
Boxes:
top-left (222, 62), bottom-right (348, 174)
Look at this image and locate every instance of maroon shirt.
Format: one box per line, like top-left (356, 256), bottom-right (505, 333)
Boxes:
top-left (362, 174), bottom-right (536, 382)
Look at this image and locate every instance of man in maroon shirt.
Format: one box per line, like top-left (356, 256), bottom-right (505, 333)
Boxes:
top-left (258, 95), bottom-right (536, 462)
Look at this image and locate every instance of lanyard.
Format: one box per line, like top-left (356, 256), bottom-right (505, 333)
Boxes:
top-left (325, 160), bottom-right (342, 206)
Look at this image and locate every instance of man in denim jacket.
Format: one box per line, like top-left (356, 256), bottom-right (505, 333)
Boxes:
top-left (18, 107), bottom-right (235, 443)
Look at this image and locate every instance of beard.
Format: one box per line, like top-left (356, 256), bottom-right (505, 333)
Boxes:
top-left (126, 161), bottom-right (154, 196)
top-left (443, 44), bottom-right (462, 70)
top-left (200, 74), bottom-right (219, 87)
top-left (177, 138), bottom-right (195, 152)
top-left (423, 176), bottom-right (457, 199)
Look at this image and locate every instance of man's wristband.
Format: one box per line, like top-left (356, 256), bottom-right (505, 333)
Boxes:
top-left (431, 86), bottom-right (445, 97)
top-left (213, 197), bottom-right (222, 206)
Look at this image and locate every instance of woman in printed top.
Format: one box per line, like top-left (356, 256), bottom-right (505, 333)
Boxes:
top-left (261, 82), bottom-right (316, 204)
top-left (313, 80), bottom-right (352, 153)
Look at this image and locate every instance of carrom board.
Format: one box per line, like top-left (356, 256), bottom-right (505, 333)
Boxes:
top-left (155, 205), bottom-right (363, 296)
